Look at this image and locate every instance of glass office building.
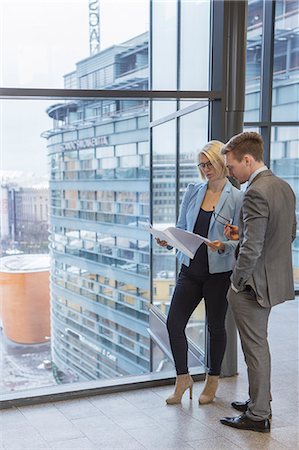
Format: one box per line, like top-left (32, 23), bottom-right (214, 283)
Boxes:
top-left (43, 30), bottom-right (204, 382)
top-left (42, 33), bottom-right (153, 380)
top-left (245, 0), bottom-right (299, 286)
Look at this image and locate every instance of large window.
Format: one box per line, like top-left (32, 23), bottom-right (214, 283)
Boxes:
top-left (1, 0), bottom-right (149, 89)
top-left (245, 0), bottom-right (299, 289)
top-left (151, 0), bottom-right (178, 90)
top-left (1, 96), bottom-right (213, 397)
top-left (180, 0), bottom-right (210, 90)
top-left (5, 0), bottom-right (293, 405)
top-left (245, 0), bottom-right (264, 121)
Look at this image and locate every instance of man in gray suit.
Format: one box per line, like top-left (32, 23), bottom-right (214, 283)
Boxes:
top-left (219, 131), bottom-right (296, 433)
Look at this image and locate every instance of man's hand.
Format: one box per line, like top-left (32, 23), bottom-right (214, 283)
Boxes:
top-left (155, 238), bottom-right (168, 247)
top-left (224, 224), bottom-right (239, 240)
top-left (207, 240), bottom-right (225, 253)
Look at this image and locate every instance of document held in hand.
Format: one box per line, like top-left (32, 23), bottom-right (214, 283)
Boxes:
top-left (145, 225), bottom-right (211, 259)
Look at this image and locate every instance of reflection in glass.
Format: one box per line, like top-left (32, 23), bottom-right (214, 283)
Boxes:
top-left (152, 341), bottom-right (174, 373)
top-left (46, 97), bottom-right (151, 383)
top-left (245, 0), bottom-right (264, 121)
top-left (180, 106), bottom-right (209, 353)
top-left (272, 2), bottom-right (299, 121)
top-left (180, 0), bottom-right (210, 90)
top-left (152, 0), bottom-right (177, 89)
top-left (152, 101), bottom-right (177, 122)
top-left (179, 105), bottom-right (209, 197)
top-left (270, 126), bottom-right (299, 289)
top-left (152, 120), bottom-right (177, 315)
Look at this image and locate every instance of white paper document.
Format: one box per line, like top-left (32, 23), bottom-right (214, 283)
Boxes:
top-left (145, 225), bottom-right (211, 259)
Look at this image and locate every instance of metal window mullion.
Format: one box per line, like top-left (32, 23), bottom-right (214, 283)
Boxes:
top-left (0, 87), bottom-right (222, 100)
top-left (149, 0), bottom-right (154, 373)
top-left (149, 0), bottom-right (153, 92)
top-left (176, 0), bottom-right (181, 281)
top-left (209, 0), bottom-right (226, 141)
top-left (177, 0), bottom-right (181, 92)
top-left (260, 0), bottom-right (276, 165)
top-left (245, 121), bottom-right (299, 127)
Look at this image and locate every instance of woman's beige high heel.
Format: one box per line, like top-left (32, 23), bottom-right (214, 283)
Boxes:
top-left (199, 374), bottom-right (219, 404)
top-left (166, 373), bottom-right (194, 405)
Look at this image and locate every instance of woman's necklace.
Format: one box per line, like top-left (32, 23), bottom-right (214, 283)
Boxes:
top-left (202, 181), bottom-right (226, 211)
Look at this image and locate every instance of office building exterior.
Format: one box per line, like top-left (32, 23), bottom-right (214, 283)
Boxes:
top-left (9, 186), bottom-right (49, 252)
top-left (245, 0), bottom-right (299, 284)
top-left (0, 175), bottom-right (49, 255)
top-left (43, 28), bottom-right (204, 382)
top-left (42, 33), bottom-right (154, 381)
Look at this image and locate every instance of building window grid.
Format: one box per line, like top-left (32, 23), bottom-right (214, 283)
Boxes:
top-left (52, 231), bottom-right (149, 267)
top-left (244, 0), bottom-right (298, 289)
top-left (57, 304), bottom-right (148, 347)
top-left (51, 312), bottom-right (149, 371)
top-left (52, 270), bottom-right (150, 312)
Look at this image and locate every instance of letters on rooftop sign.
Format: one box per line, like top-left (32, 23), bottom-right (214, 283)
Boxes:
top-left (57, 136), bottom-right (109, 152)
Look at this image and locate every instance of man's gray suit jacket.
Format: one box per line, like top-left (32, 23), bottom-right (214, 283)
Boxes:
top-left (232, 170), bottom-right (297, 307)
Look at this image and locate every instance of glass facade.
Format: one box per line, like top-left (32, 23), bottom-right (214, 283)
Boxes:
top-left (44, 33), bottom-right (151, 381)
top-left (180, 0), bottom-right (210, 90)
top-left (245, 0), bottom-right (299, 289)
top-left (1, 0), bottom-right (298, 401)
top-left (48, 98), bottom-right (210, 382)
top-left (1, 0), bottom-right (149, 89)
top-left (150, 0), bottom-right (212, 366)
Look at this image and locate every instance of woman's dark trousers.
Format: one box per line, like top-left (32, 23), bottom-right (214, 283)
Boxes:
top-left (166, 270), bottom-right (231, 376)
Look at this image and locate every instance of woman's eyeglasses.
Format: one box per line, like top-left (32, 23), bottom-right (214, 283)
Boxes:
top-left (213, 207), bottom-right (232, 225)
top-left (197, 161), bottom-right (213, 170)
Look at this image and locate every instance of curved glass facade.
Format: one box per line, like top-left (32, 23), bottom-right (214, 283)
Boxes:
top-left (43, 35), bottom-right (151, 381)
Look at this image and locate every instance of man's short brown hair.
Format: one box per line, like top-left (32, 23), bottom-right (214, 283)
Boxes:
top-left (221, 131), bottom-right (264, 162)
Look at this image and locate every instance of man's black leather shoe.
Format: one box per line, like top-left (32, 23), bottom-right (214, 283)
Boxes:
top-left (220, 413), bottom-right (270, 433)
top-left (231, 399), bottom-right (272, 419)
top-left (231, 399), bottom-right (250, 412)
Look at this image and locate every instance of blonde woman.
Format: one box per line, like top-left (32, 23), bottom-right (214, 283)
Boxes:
top-left (157, 141), bottom-right (243, 405)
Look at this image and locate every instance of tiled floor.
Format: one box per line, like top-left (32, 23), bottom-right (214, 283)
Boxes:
top-left (1, 299), bottom-right (298, 449)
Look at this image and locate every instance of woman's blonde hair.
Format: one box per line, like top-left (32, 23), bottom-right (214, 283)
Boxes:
top-left (197, 140), bottom-right (228, 180)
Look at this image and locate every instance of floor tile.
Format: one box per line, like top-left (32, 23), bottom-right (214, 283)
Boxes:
top-left (0, 299), bottom-right (297, 450)
top-left (49, 437), bottom-right (97, 449)
top-left (54, 398), bottom-right (101, 420)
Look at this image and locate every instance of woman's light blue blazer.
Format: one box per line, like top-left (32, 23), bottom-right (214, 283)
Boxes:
top-left (176, 180), bottom-right (244, 274)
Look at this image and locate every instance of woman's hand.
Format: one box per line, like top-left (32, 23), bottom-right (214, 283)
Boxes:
top-left (155, 238), bottom-right (168, 247)
top-left (224, 224), bottom-right (239, 240)
top-left (207, 240), bottom-right (225, 253)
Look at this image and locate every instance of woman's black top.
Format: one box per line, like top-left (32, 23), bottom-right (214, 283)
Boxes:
top-left (182, 208), bottom-right (212, 277)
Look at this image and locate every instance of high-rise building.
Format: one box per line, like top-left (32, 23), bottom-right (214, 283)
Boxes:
top-left (245, 0), bottom-right (299, 285)
top-left (43, 31), bottom-right (203, 382)
top-left (9, 186), bottom-right (49, 250)
top-left (43, 33), bottom-right (152, 381)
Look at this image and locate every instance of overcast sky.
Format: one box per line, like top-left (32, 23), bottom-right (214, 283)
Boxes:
top-left (0, 0), bottom-right (149, 175)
